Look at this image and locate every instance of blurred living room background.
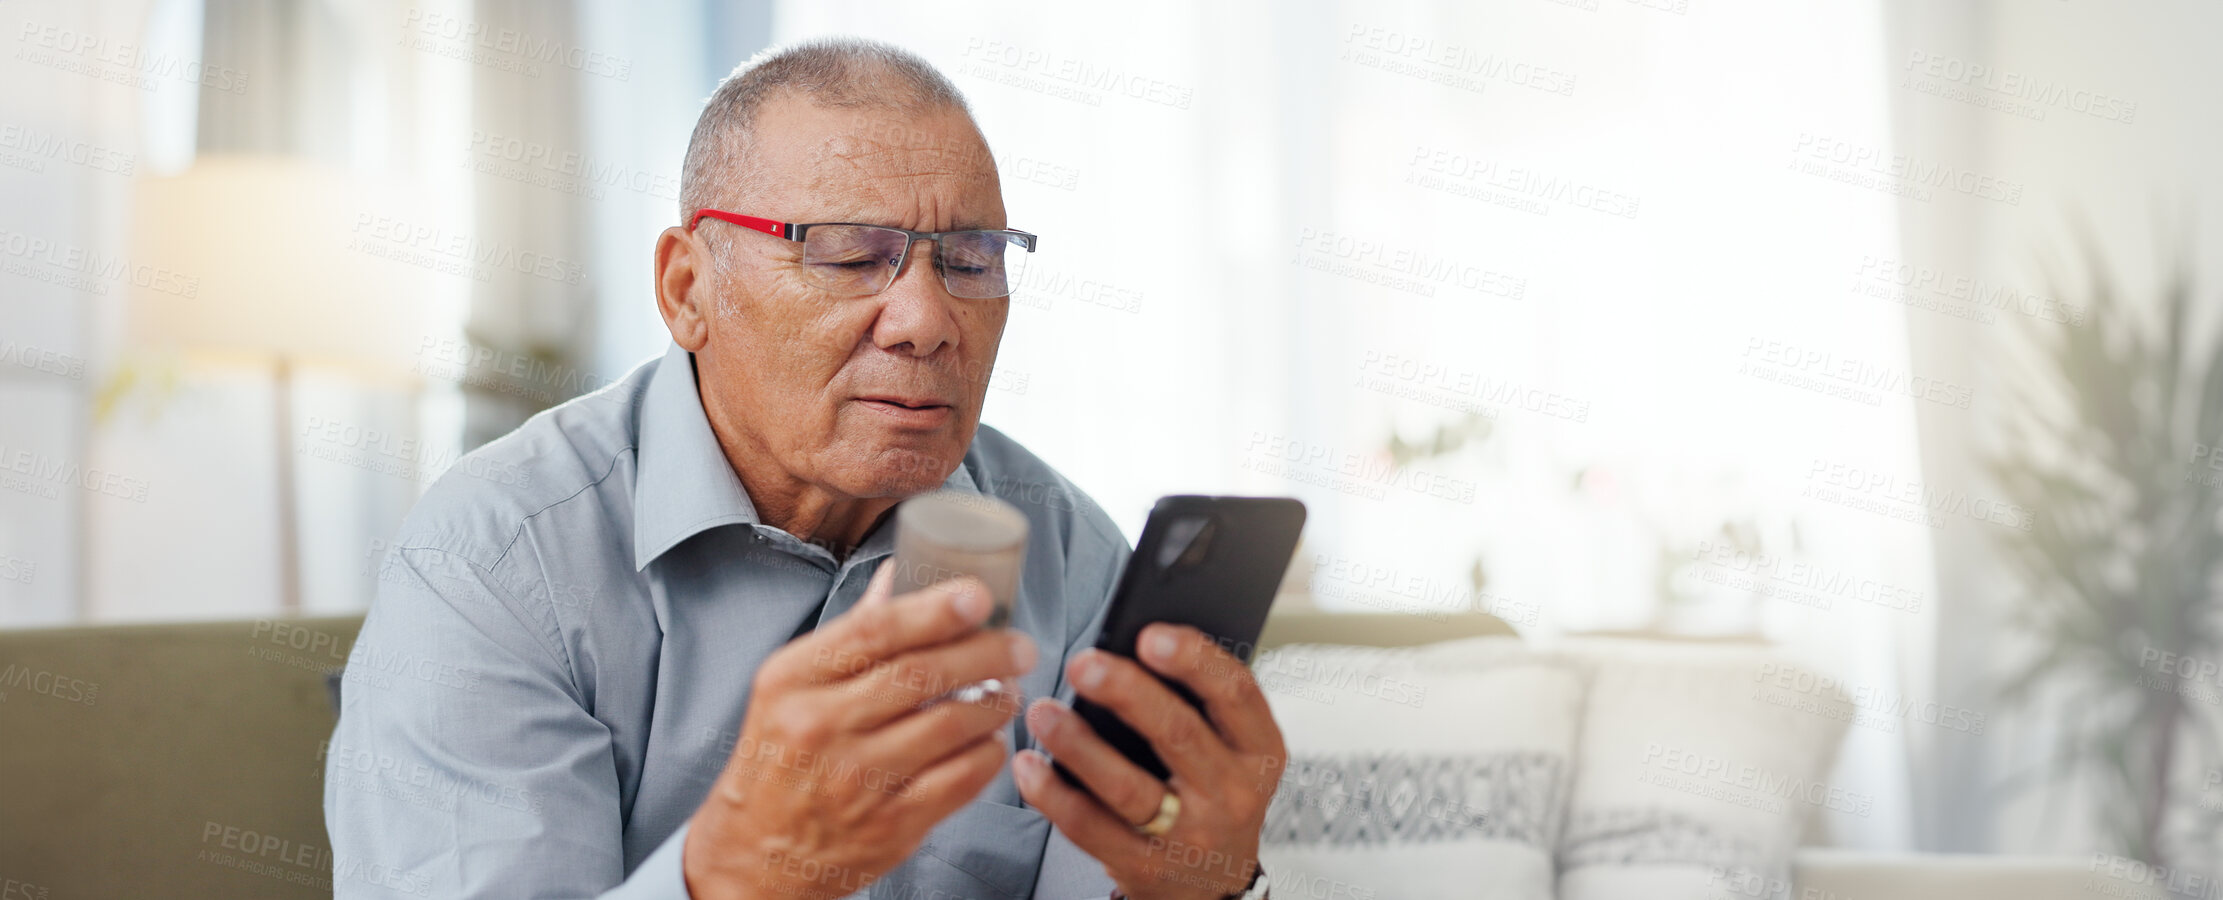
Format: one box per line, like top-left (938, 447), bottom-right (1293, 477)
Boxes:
top-left (4, 0), bottom-right (2222, 890)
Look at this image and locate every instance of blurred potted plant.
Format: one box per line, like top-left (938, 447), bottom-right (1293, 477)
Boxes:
top-left (1985, 234), bottom-right (2223, 869)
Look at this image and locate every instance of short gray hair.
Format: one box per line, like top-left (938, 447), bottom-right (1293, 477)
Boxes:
top-left (678, 38), bottom-right (975, 226)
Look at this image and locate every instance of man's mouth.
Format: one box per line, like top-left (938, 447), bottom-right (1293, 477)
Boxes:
top-left (855, 395), bottom-right (956, 427)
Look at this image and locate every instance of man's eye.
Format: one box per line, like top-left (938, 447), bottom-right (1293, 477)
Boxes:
top-left (811, 257), bottom-right (884, 271)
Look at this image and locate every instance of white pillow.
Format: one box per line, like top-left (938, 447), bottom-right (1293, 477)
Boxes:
top-left (1553, 639), bottom-right (1855, 900)
top-left (1256, 637), bottom-right (1584, 900)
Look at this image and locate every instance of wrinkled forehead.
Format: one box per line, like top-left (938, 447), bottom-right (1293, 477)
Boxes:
top-left (819, 114), bottom-right (998, 176)
top-left (758, 103), bottom-right (1005, 224)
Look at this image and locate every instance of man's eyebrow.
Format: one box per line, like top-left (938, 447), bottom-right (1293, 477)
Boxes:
top-left (794, 214), bottom-right (1005, 233)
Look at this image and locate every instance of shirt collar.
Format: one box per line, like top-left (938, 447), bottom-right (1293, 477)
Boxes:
top-left (632, 342), bottom-right (980, 571)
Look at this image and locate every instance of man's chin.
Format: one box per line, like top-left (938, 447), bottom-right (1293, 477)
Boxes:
top-left (831, 433), bottom-right (971, 498)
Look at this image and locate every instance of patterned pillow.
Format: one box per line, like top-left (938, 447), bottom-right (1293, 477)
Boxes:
top-left (1256, 637), bottom-right (1584, 900)
top-left (1553, 639), bottom-right (1854, 900)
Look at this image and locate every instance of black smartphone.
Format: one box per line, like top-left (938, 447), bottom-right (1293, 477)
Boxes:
top-left (1054, 495), bottom-right (1307, 787)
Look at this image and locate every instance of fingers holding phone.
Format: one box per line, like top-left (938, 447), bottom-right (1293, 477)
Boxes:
top-left (1012, 628), bottom-right (1285, 900)
top-left (1126, 623), bottom-right (1286, 761)
top-left (1014, 495), bottom-right (1304, 900)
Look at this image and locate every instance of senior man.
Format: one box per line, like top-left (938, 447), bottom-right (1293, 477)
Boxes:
top-left (326, 38), bottom-right (1283, 900)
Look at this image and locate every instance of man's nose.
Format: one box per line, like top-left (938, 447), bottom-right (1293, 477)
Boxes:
top-left (870, 238), bottom-right (962, 358)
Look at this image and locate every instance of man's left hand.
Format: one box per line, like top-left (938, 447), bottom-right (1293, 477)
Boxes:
top-left (1012, 623), bottom-right (1283, 900)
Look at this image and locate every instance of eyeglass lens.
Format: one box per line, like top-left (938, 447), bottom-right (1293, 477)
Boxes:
top-left (799, 225), bottom-right (1027, 299)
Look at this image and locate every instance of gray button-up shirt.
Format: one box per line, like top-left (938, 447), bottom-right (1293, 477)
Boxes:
top-left (326, 343), bottom-right (1127, 899)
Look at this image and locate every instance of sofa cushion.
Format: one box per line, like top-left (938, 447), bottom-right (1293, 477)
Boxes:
top-left (1555, 639), bottom-right (1855, 900)
top-left (1256, 637), bottom-right (1583, 900)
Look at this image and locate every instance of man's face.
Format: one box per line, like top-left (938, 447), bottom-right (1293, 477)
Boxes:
top-left (693, 96), bottom-right (1010, 500)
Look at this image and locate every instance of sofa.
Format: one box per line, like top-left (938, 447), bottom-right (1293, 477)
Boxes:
top-left (1252, 611), bottom-right (2117, 900)
top-left (1, 616), bottom-right (362, 899)
top-left (0, 611), bottom-right (2120, 898)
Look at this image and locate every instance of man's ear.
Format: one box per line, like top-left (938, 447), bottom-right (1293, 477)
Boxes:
top-left (655, 226), bottom-right (712, 352)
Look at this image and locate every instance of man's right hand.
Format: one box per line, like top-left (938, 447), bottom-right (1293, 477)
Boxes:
top-left (681, 566), bottom-right (1036, 900)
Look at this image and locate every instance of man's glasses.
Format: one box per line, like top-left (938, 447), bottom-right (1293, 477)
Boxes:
top-left (689, 210), bottom-right (1037, 300)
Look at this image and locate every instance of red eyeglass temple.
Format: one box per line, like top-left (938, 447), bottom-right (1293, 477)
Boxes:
top-left (690, 210), bottom-right (796, 240)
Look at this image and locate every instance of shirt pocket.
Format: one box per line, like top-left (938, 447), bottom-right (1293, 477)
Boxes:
top-left (902, 798), bottom-right (1052, 900)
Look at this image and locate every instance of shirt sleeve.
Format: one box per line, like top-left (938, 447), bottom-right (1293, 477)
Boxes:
top-left (325, 543), bottom-right (691, 899)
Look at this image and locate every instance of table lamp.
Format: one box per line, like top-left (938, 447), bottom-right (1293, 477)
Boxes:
top-left (127, 157), bottom-right (453, 613)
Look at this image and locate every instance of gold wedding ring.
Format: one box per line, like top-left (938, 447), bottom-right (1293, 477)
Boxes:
top-left (1135, 789), bottom-right (1181, 837)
